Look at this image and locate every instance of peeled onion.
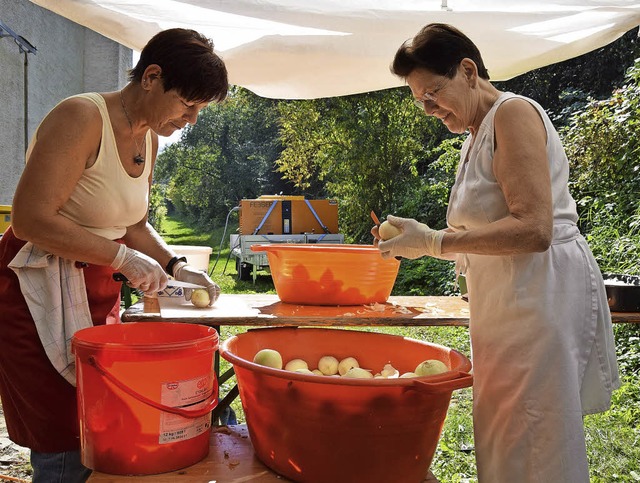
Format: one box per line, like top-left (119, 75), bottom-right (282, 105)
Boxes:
top-left (253, 349), bottom-right (283, 369)
top-left (318, 355), bottom-right (339, 375)
top-left (191, 288), bottom-right (210, 307)
top-left (338, 357), bottom-right (359, 376)
top-left (285, 358), bottom-right (309, 372)
top-left (415, 359), bottom-right (449, 376)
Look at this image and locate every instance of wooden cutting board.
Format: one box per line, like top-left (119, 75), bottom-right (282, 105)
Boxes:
top-left (143, 295), bottom-right (161, 314)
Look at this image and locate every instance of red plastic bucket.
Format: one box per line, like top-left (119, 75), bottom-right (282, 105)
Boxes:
top-left (220, 327), bottom-right (472, 483)
top-left (72, 322), bottom-right (218, 475)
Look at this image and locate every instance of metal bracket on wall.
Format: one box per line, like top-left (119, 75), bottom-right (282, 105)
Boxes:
top-left (0, 20), bottom-right (37, 55)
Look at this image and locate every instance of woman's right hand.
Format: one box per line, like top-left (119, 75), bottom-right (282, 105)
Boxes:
top-left (111, 245), bottom-right (168, 293)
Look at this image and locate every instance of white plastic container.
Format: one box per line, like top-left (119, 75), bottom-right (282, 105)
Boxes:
top-left (168, 245), bottom-right (213, 273)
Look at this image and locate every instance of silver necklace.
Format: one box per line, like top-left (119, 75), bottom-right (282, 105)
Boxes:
top-left (119, 90), bottom-right (146, 165)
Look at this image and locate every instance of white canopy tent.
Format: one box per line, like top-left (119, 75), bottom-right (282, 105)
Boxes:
top-left (29, 0), bottom-right (640, 99)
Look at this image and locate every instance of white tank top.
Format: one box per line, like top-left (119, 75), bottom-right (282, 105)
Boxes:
top-left (28, 93), bottom-right (152, 240)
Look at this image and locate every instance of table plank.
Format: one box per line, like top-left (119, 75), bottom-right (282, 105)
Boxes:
top-left (122, 293), bottom-right (639, 325)
top-left (122, 294), bottom-right (472, 326)
top-left (88, 425), bottom-right (287, 482)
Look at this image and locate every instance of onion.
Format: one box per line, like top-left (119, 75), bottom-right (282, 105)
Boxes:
top-left (253, 349), bottom-right (283, 369)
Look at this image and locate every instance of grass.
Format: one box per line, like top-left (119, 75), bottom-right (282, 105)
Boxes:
top-left (161, 215), bottom-right (640, 483)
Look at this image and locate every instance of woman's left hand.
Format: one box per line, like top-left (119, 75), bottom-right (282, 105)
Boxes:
top-left (173, 263), bottom-right (221, 306)
top-left (378, 215), bottom-right (444, 260)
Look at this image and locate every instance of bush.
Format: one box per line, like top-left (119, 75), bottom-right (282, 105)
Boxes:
top-left (392, 257), bottom-right (457, 296)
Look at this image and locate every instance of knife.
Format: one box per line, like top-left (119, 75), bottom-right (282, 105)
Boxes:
top-left (112, 273), bottom-right (206, 289)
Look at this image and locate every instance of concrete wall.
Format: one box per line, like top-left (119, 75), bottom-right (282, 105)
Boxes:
top-left (0, 0), bottom-right (131, 205)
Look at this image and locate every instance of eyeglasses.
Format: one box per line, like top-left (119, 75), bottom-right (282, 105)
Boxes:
top-left (413, 65), bottom-right (457, 109)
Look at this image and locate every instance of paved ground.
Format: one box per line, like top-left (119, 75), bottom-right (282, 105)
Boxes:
top-left (0, 403), bottom-right (31, 482)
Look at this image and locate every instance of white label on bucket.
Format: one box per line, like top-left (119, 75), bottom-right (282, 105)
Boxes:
top-left (158, 375), bottom-right (213, 445)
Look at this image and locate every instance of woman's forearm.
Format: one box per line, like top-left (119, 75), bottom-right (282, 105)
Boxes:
top-left (442, 215), bottom-right (552, 256)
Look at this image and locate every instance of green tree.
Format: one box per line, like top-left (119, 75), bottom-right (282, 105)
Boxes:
top-left (155, 87), bottom-right (288, 226)
top-left (562, 59), bottom-right (640, 273)
top-left (276, 89), bottom-right (453, 242)
top-left (496, 27), bottom-right (640, 124)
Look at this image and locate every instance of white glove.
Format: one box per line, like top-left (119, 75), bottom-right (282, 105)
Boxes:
top-left (377, 215), bottom-right (444, 260)
top-left (173, 262), bottom-right (221, 306)
top-left (111, 244), bottom-right (168, 294)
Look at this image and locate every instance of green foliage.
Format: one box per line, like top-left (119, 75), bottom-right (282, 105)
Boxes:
top-left (562, 59), bottom-right (640, 273)
top-left (401, 136), bottom-right (464, 229)
top-left (276, 89), bottom-right (454, 243)
top-left (155, 87), bottom-right (290, 228)
top-left (496, 28), bottom-right (640, 124)
top-left (564, 69), bottom-right (640, 220)
top-left (583, 208), bottom-right (640, 275)
top-left (554, 60), bottom-right (640, 481)
top-left (613, 323), bottom-right (640, 375)
top-left (147, 183), bottom-right (167, 232)
top-left (585, 371), bottom-right (640, 482)
top-left (393, 258), bottom-right (456, 296)
top-left (156, 143), bottom-right (222, 226)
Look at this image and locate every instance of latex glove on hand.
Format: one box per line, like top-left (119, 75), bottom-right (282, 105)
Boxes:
top-left (173, 262), bottom-right (221, 306)
top-left (111, 244), bottom-right (168, 294)
top-left (377, 215), bottom-right (444, 260)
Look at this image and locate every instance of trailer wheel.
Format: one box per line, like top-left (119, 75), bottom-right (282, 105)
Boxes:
top-left (236, 259), bottom-right (253, 281)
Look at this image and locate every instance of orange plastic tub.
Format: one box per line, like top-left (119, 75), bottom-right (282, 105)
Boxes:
top-left (72, 322), bottom-right (218, 475)
top-left (251, 244), bottom-right (400, 305)
top-left (220, 327), bottom-right (472, 483)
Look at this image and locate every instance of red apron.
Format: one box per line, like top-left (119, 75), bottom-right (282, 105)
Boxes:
top-left (0, 227), bottom-right (122, 452)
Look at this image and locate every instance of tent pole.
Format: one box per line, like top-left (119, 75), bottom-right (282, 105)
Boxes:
top-left (23, 51), bottom-right (29, 155)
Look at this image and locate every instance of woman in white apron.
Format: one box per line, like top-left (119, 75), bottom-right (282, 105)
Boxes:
top-left (376, 23), bottom-right (620, 482)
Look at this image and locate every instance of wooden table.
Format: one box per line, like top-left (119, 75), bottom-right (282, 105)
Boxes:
top-left (122, 293), bottom-right (639, 326)
top-left (122, 294), bottom-right (472, 326)
top-left (88, 425), bottom-right (288, 482)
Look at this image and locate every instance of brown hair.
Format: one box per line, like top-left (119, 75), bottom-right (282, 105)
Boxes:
top-left (130, 28), bottom-right (228, 103)
top-left (392, 23), bottom-right (489, 80)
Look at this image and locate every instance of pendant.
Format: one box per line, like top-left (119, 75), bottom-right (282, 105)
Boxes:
top-left (133, 154), bottom-right (145, 165)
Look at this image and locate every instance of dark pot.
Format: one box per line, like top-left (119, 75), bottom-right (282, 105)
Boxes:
top-left (603, 273), bottom-right (640, 312)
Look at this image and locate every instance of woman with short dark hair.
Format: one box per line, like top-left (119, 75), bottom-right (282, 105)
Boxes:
top-left (375, 23), bottom-right (619, 482)
top-left (0, 28), bottom-right (228, 482)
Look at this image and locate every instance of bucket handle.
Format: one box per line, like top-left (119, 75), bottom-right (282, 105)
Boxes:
top-left (88, 356), bottom-right (217, 418)
top-left (410, 372), bottom-right (473, 394)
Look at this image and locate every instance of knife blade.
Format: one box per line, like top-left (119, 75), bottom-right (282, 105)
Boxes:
top-left (112, 273), bottom-right (206, 289)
